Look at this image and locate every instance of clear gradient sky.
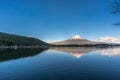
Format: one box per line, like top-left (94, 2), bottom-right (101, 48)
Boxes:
top-left (0, 0), bottom-right (119, 42)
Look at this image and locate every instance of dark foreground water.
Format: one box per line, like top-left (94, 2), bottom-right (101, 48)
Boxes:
top-left (0, 47), bottom-right (120, 80)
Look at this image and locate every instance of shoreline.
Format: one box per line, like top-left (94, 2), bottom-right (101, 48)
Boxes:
top-left (1, 44), bottom-right (120, 49)
top-left (50, 44), bottom-right (120, 48)
top-left (0, 45), bottom-right (49, 49)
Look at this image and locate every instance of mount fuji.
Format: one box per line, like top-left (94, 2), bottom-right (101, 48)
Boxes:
top-left (51, 35), bottom-right (102, 46)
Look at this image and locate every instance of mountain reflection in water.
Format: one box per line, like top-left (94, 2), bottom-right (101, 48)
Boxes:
top-left (0, 47), bottom-right (120, 62)
top-left (0, 48), bottom-right (48, 62)
top-left (0, 47), bottom-right (120, 80)
top-left (50, 47), bottom-right (120, 58)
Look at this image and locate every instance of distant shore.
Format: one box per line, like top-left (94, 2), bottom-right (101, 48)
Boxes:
top-left (1, 43), bottom-right (120, 49)
top-left (50, 44), bottom-right (120, 48)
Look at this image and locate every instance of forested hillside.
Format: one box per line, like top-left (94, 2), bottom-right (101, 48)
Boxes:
top-left (0, 32), bottom-right (48, 46)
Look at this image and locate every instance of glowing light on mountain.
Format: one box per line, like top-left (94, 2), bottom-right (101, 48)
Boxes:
top-left (71, 35), bottom-right (83, 40)
top-left (28, 35), bottom-right (32, 38)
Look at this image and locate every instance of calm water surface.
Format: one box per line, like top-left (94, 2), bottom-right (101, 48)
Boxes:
top-left (0, 47), bottom-right (120, 80)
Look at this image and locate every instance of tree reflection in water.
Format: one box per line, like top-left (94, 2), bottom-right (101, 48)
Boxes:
top-left (0, 48), bottom-right (48, 62)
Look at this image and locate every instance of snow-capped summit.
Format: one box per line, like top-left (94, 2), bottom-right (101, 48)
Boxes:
top-left (51, 35), bottom-right (100, 46)
top-left (71, 35), bottom-right (83, 40)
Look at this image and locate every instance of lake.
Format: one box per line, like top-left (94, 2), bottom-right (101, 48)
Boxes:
top-left (0, 47), bottom-right (120, 80)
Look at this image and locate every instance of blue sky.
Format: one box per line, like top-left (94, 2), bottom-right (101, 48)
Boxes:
top-left (0, 0), bottom-right (119, 42)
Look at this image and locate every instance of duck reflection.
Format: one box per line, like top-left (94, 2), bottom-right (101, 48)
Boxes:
top-left (0, 48), bottom-right (48, 62)
top-left (51, 47), bottom-right (120, 58)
